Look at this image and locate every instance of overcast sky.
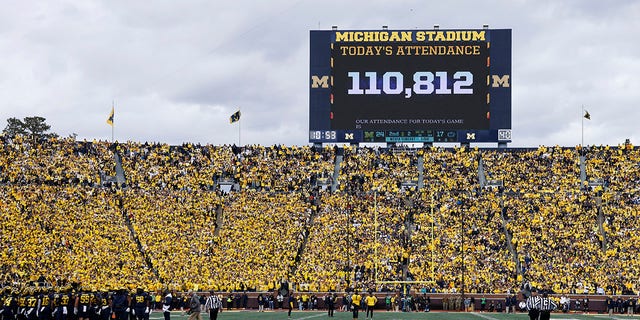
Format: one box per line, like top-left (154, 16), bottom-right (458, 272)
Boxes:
top-left (1, 0), bottom-right (638, 147)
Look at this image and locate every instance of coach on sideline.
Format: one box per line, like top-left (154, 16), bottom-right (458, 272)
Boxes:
top-left (187, 291), bottom-right (201, 320)
top-left (162, 290), bottom-right (172, 320)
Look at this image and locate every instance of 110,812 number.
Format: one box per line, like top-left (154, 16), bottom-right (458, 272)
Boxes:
top-left (347, 71), bottom-right (473, 98)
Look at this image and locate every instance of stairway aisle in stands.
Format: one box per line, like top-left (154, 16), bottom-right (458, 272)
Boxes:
top-left (115, 150), bottom-right (163, 283)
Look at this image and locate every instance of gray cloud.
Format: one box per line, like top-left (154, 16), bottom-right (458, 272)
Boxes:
top-left (0, 0), bottom-right (638, 147)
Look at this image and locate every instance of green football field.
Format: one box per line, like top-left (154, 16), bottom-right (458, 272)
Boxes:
top-left (150, 310), bottom-right (640, 320)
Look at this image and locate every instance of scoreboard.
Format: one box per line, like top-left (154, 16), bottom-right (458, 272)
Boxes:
top-left (309, 29), bottom-right (512, 144)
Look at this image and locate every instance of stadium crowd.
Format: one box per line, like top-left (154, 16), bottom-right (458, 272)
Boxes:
top-left (1, 135), bottom-right (639, 300)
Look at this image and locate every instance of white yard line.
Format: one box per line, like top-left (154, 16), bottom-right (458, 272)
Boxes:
top-left (296, 313), bottom-right (328, 320)
top-left (470, 312), bottom-right (501, 320)
top-left (593, 315), bottom-right (637, 320)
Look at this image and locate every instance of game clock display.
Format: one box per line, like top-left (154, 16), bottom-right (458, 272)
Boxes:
top-left (309, 130), bottom-right (337, 141)
top-left (309, 29), bottom-right (512, 144)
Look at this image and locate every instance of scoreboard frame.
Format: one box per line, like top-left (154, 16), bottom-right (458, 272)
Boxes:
top-left (309, 28), bottom-right (512, 144)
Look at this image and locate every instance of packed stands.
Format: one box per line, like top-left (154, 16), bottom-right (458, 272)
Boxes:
top-left (293, 146), bottom-right (418, 292)
top-left (1, 135), bottom-right (639, 297)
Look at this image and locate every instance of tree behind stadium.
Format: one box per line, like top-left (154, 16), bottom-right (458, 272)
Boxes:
top-left (3, 116), bottom-right (58, 139)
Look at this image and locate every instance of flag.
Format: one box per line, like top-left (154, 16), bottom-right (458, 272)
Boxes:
top-left (583, 110), bottom-right (590, 120)
top-left (107, 107), bottom-right (114, 126)
top-left (229, 110), bottom-right (241, 124)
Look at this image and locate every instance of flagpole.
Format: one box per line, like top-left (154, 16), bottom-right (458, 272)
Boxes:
top-left (238, 107), bottom-right (241, 146)
top-left (112, 100), bottom-right (115, 143)
top-left (581, 105), bottom-right (584, 151)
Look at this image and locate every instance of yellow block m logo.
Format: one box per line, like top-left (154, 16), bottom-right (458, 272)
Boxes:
top-left (491, 75), bottom-right (510, 88)
top-left (311, 75), bottom-right (329, 88)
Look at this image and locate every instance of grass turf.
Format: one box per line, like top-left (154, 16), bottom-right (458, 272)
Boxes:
top-left (150, 310), bottom-right (640, 320)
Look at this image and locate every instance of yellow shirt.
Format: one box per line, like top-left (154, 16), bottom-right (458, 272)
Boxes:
top-left (365, 295), bottom-right (377, 307)
top-left (351, 294), bottom-right (362, 307)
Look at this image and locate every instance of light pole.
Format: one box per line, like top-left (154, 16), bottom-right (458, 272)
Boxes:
top-left (430, 189), bottom-right (435, 283)
top-left (374, 188), bottom-right (379, 286)
top-left (461, 191), bottom-right (465, 298)
top-left (460, 190), bottom-right (473, 298)
top-left (346, 203), bottom-right (352, 288)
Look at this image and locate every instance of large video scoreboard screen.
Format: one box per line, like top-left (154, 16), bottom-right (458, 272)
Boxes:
top-left (309, 29), bottom-right (511, 143)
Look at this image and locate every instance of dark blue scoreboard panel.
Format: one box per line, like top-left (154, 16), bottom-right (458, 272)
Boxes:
top-left (309, 29), bottom-right (511, 143)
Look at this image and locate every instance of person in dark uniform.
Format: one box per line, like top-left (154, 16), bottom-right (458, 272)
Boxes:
top-left (3, 288), bottom-right (19, 320)
top-left (25, 288), bottom-right (38, 320)
top-left (63, 288), bottom-right (75, 320)
top-left (96, 290), bottom-right (111, 320)
top-left (110, 289), bottom-right (129, 320)
top-left (324, 293), bottom-right (335, 317)
top-left (52, 289), bottom-right (64, 320)
top-left (75, 288), bottom-right (94, 320)
top-left (287, 294), bottom-right (295, 320)
top-left (17, 289), bottom-right (27, 320)
top-left (606, 296), bottom-right (614, 316)
top-left (161, 291), bottom-right (172, 320)
top-left (510, 294), bottom-right (518, 314)
top-left (127, 290), bottom-right (136, 320)
top-left (38, 287), bottom-right (53, 320)
top-left (130, 288), bottom-right (149, 320)
top-left (504, 294), bottom-right (512, 314)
